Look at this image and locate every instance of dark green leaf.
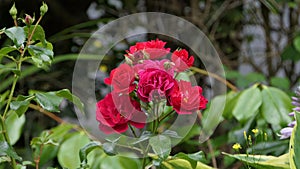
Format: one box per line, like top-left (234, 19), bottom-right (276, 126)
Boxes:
top-left (270, 77), bottom-right (290, 90)
top-left (4, 27), bottom-right (26, 47)
top-left (55, 89), bottom-right (85, 114)
top-left (261, 86), bottom-right (292, 131)
top-left (232, 85), bottom-right (262, 123)
top-left (35, 92), bottom-right (63, 112)
top-left (10, 95), bottom-right (34, 117)
top-left (289, 112), bottom-right (300, 169)
top-left (28, 45), bottom-right (54, 68)
top-left (79, 141), bottom-right (101, 162)
top-left (281, 45), bottom-right (300, 61)
top-left (149, 135), bottom-right (171, 160)
top-left (23, 25), bottom-right (46, 45)
top-left (0, 141), bottom-right (22, 162)
top-left (102, 142), bottom-right (117, 156)
top-left (293, 36), bottom-right (300, 52)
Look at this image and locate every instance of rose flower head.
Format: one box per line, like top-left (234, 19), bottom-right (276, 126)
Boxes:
top-left (96, 92), bottom-right (146, 134)
top-left (171, 49), bottom-right (194, 72)
top-left (168, 80), bottom-right (207, 114)
top-left (104, 63), bottom-right (136, 94)
top-left (137, 68), bottom-right (176, 102)
top-left (125, 39), bottom-right (170, 64)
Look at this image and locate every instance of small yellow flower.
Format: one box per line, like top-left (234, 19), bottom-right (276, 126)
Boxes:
top-left (232, 143), bottom-right (242, 150)
top-left (252, 129), bottom-right (259, 135)
top-left (243, 131), bottom-right (247, 140)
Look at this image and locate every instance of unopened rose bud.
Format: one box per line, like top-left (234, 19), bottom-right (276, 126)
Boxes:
top-left (125, 56), bottom-right (133, 66)
top-left (24, 14), bottom-right (34, 25)
top-left (40, 2), bottom-right (48, 16)
top-left (9, 3), bottom-right (17, 20)
top-left (164, 61), bottom-right (175, 70)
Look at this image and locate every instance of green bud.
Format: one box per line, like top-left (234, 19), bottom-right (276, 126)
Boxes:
top-left (9, 3), bottom-right (18, 20)
top-left (40, 2), bottom-right (48, 16)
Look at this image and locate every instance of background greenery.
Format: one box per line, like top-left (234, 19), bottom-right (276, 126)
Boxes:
top-left (0, 0), bottom-right (300, 168)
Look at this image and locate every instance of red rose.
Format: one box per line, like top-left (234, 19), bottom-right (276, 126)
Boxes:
top-left (171, 49), bottom-right (194, 72)
top-left (168, 81), bottom-right (207, 114)
top-left (96, 93), bottom-right (146, 134)
top-left (104, 63), bottom-right (136, 94)
top-left (137, 68), bottom-right (176, 102)
top-left (133, 59), bottom-right (175, 76)
top-left (125, 39), bottom-right (170, 63)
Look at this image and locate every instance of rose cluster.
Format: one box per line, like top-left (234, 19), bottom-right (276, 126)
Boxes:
top-left (96, 39), bottom-right (207, 134)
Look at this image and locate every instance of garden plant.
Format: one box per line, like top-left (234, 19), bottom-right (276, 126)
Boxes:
top-left (0, 2), bottom-right (300, 169)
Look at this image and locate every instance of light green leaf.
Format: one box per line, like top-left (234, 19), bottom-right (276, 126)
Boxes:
top-left (79, 141), bottom-right (101, 163)
top-left (57, 132), bottom-right (90, 169)
top-left (161, 158), bottom-right (214, 169)
top-left (4, 27), bottom-right (26, 47)
top-left (261, 86), bottom-right (292, 131)
top-left (5, 111), bottom-right (25, 145)
top-left (35, 92), bottom-right (63, 112)
top-left (55, 89), bottom-right (85, 114)
top-left (0, 46), bottom-right (17, 58)
top-left (289, 112), bottom-right (300, 169)
top-left (223, 152), bottom-right (289, 169)
top-left (149, 135), bottom-right (171, 160)
top-left (174, 151), bottom-right (206, 169)
top-left (232, 85), bottom-right (262, 123)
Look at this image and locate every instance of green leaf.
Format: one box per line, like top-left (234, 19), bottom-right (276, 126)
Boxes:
top-left (174, 151), bottom-right (206, 168)
top-left (149, 135), bottom-right (171, 160)
top-left (4, 27), bottom-right (26, 47)
top-left (23, 25), bottom-right (46, 44)
top-left (222, 91), bottom-right (240, 119)
top-left (281, 45), bottom-right (300, 61)
top-left (0, 46), bottom-right (17, 58)
top-left (293, 36), bottom-right (300, 52)
top-left (79, 141), bottom-right (101, 163)
top-left (232, 85), bottom-right (262, 123)
top-left (223, 152), bottom-right (289, 169)
top-left (201, 94), bottom-right (225, 141)
top-left (5, 111), bottom-right (25, 145)
top-left (10, 95), bottom-right (34, 117)
top-left (55, 89), bottom-right (85, 114)
top-left (35, 92), bottom-right (63, 112)
top-left (28, 45), bottom-right (54, 68)
top-left (270, 77), bottom-right (290, 90)
top-left (261, 86), bottom-right (292, 131)
top-left (57, 132), bottom-right (90, 169)
top-left (0, 141), bottom-right (22, 162)
top-left (161, 158), bottom-right (214, 169)
top-left (102, 142), bottom-right (117, 156)
top-left (289, 112), bottom-right (300, 169)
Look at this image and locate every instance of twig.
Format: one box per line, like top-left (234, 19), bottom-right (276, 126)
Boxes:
top-left (190, 67), bottom-right (239, 92)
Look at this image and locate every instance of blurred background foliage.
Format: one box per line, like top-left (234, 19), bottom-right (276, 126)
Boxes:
top-left (0, 0), bottom-right (300, 168)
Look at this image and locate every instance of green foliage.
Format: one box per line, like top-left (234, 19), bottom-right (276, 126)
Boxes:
top-left (57, 132), bottom-right (90, 168)
top-left (223, 152), bottom-right (290, 169)
top-left (289, 112), bottom-right (300, 169)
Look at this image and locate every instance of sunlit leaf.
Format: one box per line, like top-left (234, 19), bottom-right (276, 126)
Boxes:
top-left (4, 27), bottom-right (25, 48)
